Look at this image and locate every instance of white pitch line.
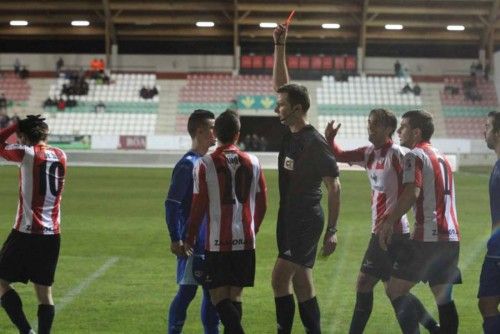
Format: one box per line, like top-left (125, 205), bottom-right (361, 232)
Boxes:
top-left (56, 256), bottom-right (119, 312)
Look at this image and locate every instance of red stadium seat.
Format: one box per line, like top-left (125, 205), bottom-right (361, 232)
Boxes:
top-left (241, 55), bottom-right (252, 69)
top-left (287, 56), bottom-right (299, 69)
top-left (334, 56), bottom-right (345, 70)
top-left (345, 56), bottom-right (357, 71)
top-left (311, 56), bottom-right (322, 70)
top-left (264, 55), bottom-right (274, 69)
top-left (322, 56), bottom-right (333, 70)
top-left (299, 56), bottom-right (310, 70)
top-left (252, 56), bottom-right (264, 69)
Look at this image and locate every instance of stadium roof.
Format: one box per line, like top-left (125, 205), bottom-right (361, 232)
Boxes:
top-left (0, 0), bottom-right (499, 50)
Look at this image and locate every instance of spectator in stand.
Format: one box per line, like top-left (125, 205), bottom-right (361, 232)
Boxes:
top-left (0, 112), bottom-right (9, 129)
top-left (413, 83), bottom-right (422, 96)
top-left (470, 61), bottom-right (478, 77)
top-left (19, 67), bottom-right (29, 80)
top-left (401, 83), bottom-right (413, 94)
top-left (95, 101), bottom-right (106, 113)
top-left (394, 60), bottom-right (402, 77)
top-left (57, 98), bottom-right (66, 111)
top-left (0, 93), bottom-right (7, 112)
top-left (66, 98), bottom-right (77, 108)
top-left (260, 136), bottom-right (268, 151)
top-left (251, 134), bottom-right (262, 151)
top-left (13, 58), bottom-right (20, 75)
top-left (43, 97), bottom-right (56, 109)
top-left (139, 86), bottom-right (159, 99)
top-left (242, 134), bottom-right (252, 151)
top-left (140, 86), bottom-right (148, 99)
top-left (151, 86), bottom-right (159, 97)
top-left (97, 59), bottom-right (105, 72)
top-left (56, 57), bottom-right (64, 74)
top-left (90, 58), bottom-right (99, 72)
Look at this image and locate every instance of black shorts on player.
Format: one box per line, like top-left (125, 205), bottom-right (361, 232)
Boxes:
top-left (360, 233), bottom-right (410, 282)
top-left (392, 239), bottom-right (462, 286)
top-left (0, 229), bottom-right (61, 286)
top-left (204, 250), bottom-right (255, 289)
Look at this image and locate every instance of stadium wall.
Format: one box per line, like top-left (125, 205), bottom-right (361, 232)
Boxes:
top-left (0, 136), bottom-right (488, 169)
top-left (0, 53), bottom-right (475, 75)
top-left (495, 50), bottom-right (500, 100)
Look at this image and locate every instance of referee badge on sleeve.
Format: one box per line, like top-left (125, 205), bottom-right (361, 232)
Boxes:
top-left (284, 156), bottom-right (295, 171)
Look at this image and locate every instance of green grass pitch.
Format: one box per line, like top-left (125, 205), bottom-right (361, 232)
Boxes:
top-left (0, 165), bottom-right (492, 333)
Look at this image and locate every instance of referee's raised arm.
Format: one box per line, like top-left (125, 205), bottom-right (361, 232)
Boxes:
top-left (272, 24), bottom-right (289, 92)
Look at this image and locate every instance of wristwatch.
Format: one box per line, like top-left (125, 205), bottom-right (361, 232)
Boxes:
top-left (326, 226), bottom-right (337, 234)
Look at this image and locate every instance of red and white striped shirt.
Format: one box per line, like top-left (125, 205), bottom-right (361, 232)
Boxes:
top-left (332, 140), bottom-right (410, 234)
top-left (403, 141), bottom-right (460, 242)
top-left (186, 144), bottom-right (267, 252)
top-left (0, 124), bottom-right (66, 235)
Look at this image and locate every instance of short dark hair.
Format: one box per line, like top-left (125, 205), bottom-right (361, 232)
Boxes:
top-left (401, 110), bottom-right (434, 141)
top-left (187, 109), bottom-right (215, 139)
top-left (276, 83), bottom-right (310, 113)
top-left (369, 108), bottom-right (398, 137)
top-left (21, 120), bottom-right (49, 144)
top-left (488, 111), bottom-right (500, 133)
top-left (215, 109), bottom-right (240, 144)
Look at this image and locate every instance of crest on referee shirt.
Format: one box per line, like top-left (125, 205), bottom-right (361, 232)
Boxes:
top-left (284, 156), bottom-right (294, 171)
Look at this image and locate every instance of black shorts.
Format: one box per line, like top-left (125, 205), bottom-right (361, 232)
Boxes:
top-left (277, 212), bottom-right (324, 268)
top-left (0, 230), bottom-right (61, 286)
top-left (391, 240), bottom-right (462, 286)
top-left (360, 233), bottom-right (410, 282)
top-left (205, 250), bottom-right (255, 290)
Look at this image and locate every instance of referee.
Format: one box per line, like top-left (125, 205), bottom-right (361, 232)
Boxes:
top-left (271, 24), bottom-right (341, 334)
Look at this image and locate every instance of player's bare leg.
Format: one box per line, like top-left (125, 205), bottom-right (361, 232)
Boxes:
top-left (34, 284), bottom-right (55, 334)
top-left (272, 258), bottom-right (296, 334)
top-left (479, 296), bottom-right (500, 334)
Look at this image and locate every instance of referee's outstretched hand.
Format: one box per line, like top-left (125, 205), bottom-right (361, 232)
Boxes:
top-left (322, 231), bottom-right (337, 256)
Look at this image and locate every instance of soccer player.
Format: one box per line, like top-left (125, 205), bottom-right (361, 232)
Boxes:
top-left (165, 109), bottom-right (220, 334)
top-left (184, 110), bottom-right (267, 334)
top-left (378, 110), bottom-right (461, 334)
top-left (478, 111), bottom-right (500, 334)
top-left (272, 24), bottom-right (341, 334)
top-left (0, 115), bottom-right (66, 334)
top-left (324, 109), bottom-right (439, 333)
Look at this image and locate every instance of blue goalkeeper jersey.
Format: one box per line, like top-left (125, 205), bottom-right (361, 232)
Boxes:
top-left (165, 151), bottom-right (206, 255)
top-left (487, 159), bottom-right (500, 257)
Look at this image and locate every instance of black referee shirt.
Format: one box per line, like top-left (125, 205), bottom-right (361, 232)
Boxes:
top-left (278, 125), bottom-right (339, 222)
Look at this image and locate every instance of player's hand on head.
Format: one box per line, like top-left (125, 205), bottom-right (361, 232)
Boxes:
top-left (19, 114), bottom-right (46, 133)
top-left (322, 231), bottom-right (337, 256)
top-left (273, 24), bottom-right (287, 45)
top-left (324, 121), bottom-right (341, 143)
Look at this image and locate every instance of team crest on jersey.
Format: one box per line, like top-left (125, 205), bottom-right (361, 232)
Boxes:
top-left (406, 158), bottom-right (413, 170)
top-left (225, 152), bottom-right (240, 166)
top-left (284, 156), bottom-right (294, 171)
